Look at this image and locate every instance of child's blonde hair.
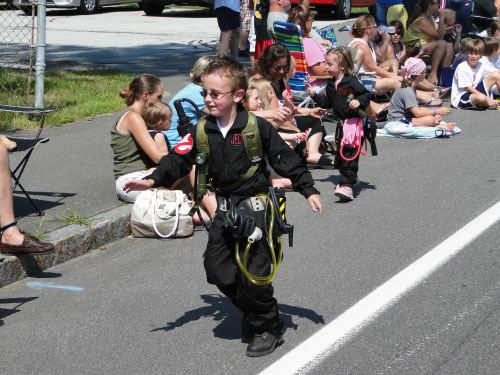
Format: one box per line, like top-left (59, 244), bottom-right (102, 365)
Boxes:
top-left (141, 101), bottom-right (172, 130)
top-left (442, 8), bottom-right (456, 23)
top-left (246, 77), bottom-right (274, 110)
top-left (326, 47), bottom-right (354, 76)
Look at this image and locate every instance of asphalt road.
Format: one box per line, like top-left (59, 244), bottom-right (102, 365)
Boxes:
top-left (1, 6), bottom-right (500, 375)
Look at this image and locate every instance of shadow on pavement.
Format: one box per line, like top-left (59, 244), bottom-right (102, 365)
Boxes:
top-left (151, 293), bottom-right (324, 341)
top-left (13, 191), bottom-right (76, 219)
top-left (0, 296), bottom-right (39, 321)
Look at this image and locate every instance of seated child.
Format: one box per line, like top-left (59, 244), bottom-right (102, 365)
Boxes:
top-left (141, 101), bottom-right (173, 154)
top-left (244, 77), bottom-right (306, 149)
top-left (479, 37), bottom-right (500, 71)
top-left (388, 57), bottom-right (456, 131)
top-left (451, 39), bottom-right (500, 109)
top-left (489, 20), bottom-right (500, 39)
top-left (443, 9), bottom-right (462, 57)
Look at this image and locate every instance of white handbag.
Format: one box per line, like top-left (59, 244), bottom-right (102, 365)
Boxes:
top-left (130, 189), bottom-right (194, 238)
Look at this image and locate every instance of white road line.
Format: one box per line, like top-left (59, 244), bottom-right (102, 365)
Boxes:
top-left (260, 200), bottom-right (500, 375)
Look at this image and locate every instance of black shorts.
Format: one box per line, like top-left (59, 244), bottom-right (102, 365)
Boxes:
top-left (215, 7), bottom-right (240, 32)
top-left (457, 80), bottom-right (488, 109)
top-left (295, 116), bottom-right (324, 137)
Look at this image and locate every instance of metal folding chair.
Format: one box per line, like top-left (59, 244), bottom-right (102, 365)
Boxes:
top-left (1, 105), bottom-right (57, 216)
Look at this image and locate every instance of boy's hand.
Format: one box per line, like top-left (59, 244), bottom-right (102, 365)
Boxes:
top-left (123, 178), bottom-right (154, 192)
top-left (348, 99), bottom-right (360, 110)
top-left (455, 24), bottom-right (462, 34)
top-left (307, 194), bottom-right (322, 215)
top-left (304, 83), bottom-right (315, 97)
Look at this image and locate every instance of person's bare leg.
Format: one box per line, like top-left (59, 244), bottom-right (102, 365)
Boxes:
top-left (306, 132), bottom-right (331, 164)
top-left (230, 30), bottom-right (240, 59)
top-left (239, 29), bottom-right (249, 51)
top-left (373, 77), bottom-right (400, 95)
top-left (218, 30), bottom-right (232, 57)
top-left (428, 41), bottom-right (446, 84)
top-left (0, 144), bottom-right (24, 245)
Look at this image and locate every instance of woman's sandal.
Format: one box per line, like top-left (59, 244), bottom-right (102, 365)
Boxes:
top-left (307, 154), bottom-right (335, 169)
top-left (437, 87), bottom-right (451, 99)
top-left (376, 103), bottom-right (389, 121)
top-left (423, 97), bottom-right (442, 107)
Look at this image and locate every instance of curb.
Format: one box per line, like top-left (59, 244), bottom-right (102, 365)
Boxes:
top-left (0, 205), bottom-right (131, 288)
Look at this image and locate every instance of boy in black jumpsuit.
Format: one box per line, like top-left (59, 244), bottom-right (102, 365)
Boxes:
top-left (124, 56), bottom-right (322, 357)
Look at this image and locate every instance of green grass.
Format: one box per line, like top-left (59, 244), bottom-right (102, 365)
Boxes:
top-left (53, 207), bottom-right (98, 226)
top-left (0, 68), bottom-right (134, 130)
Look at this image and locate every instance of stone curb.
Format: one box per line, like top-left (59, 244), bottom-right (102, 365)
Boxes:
top-left (0, 205), bottom-right (131, 288)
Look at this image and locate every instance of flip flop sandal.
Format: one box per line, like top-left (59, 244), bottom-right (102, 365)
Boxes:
top-left (438, 87), bottom-right (451, 99)
top-left (307, 155), bottom-right (335, 169)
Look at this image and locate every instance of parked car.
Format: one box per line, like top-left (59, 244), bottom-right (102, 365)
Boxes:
top-left (12, 0), bottom-right (141, 15)
top-left (142, 0), bottom-right (213, 16)
top-left (293, 0), bottom-right (376, 20)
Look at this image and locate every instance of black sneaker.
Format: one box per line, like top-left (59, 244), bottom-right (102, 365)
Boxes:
top-left (246, 331), bottom-right (283, 357)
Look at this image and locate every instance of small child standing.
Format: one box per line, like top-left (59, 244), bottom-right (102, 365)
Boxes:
top-left (141, 101), bottom-right (173, 154)
top-left (388, 57), bottom-right (456, 130)
top-left (124, 56), bottom-right (322, 357)
top-left (306, 47), bottom-right (372, 201)
top-left (451, 39), bottom-right (500, 110)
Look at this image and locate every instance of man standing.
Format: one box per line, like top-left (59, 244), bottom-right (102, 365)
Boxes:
top-left (215, 0), bottom-right (241, 59)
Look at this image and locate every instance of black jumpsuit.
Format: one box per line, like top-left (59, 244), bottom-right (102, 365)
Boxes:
top-left (147, 106), bottom-right (319, 334)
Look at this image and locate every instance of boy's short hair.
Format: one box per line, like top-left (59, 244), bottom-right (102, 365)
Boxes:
top-left (483, 37), bottom-right (500, 56)
top-left (142, 101), bottom-right (172, 129)
top-left (204, 56), bottom-right (248, 92)
top-left (463, 38), bottom-right (485, 55)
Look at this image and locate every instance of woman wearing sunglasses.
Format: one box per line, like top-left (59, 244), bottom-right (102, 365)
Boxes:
top-left (384, 20), bottom-right (450, 96)
top-left (252, 44), bottom-right (334, 168)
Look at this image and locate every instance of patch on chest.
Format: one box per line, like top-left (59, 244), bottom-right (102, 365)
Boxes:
top-left (230, 133), bottom-right (244, 146)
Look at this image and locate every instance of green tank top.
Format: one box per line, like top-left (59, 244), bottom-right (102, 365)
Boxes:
top-left (110, 108), bottom-right (155, 179)
top-left (404, 16), bottom-right (435, 46)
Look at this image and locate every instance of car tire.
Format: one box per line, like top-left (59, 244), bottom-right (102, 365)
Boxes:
top-left (79, 0), bottom-right (98, 14)
top-left (142, 0), bottom-right (164, 16)
top-left (335, 0), bottom-right (352, 20)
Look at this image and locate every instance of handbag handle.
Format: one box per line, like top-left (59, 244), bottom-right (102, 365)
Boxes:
top-left (151, 189), bottom-right (181, 238)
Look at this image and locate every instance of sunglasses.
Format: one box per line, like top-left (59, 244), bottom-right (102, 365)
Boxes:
top-left (389, 30), bottom-right (404, 36)
top-left (200, 89), bottom-right (234, 100)
top-left (272, 64), bottom-right (288, 72)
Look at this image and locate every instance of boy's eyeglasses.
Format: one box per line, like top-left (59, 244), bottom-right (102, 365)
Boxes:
top-left (272, 64), bottom-right (288, 72)
top-left (200, 89), bottom-right (234, 100)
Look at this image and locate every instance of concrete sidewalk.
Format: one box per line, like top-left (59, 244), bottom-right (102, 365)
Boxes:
top-left (0, 49), bottom-right (217, 287)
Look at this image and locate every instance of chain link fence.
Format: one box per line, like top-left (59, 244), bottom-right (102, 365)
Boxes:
top-left (0, 1), bottom-right (36, 114)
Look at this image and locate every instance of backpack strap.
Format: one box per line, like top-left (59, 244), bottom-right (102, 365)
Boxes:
top-left (188, 118), bottom-right (209, 217)
top-left (216, 112), bottom-right (262, 195)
